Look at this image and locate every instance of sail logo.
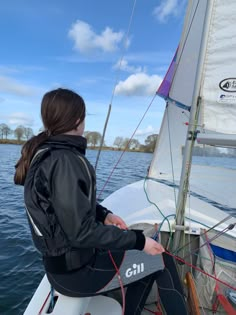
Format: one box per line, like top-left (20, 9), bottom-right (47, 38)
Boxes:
top-left (218, 94), bottom-right (236, 103)
top-left (125, 263), bottom-right (144, 278)
top-left (219, 78), bottom-right (236, 92)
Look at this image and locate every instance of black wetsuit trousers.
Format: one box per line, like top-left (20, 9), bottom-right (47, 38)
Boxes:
top-left (47, 250), bottom-right (188, 315)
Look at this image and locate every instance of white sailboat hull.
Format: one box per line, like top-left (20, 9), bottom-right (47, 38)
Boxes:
top-left (23, 275), bottom-right (122, 315)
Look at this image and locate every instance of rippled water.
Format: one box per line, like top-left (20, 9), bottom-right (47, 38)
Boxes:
top-left (0, 144), bottom-right (153, 315)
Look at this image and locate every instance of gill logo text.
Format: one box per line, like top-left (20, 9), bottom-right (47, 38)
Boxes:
top-left (125, 263), bottom-right (144, 278)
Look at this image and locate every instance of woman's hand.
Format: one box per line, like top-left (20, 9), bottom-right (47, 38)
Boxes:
top-left (104, 213), bottom-right (128, 230)
top-left (144, 237), bottom-right (165, 255)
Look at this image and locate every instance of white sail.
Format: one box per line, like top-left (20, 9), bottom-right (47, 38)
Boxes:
top-left (149, 103), bottom-right (188, 181)
top-left (169, 0), bottom-right (236, 136)
top-left (168, 0), bottom-right (208, 108)
top-left (199, 1), bottom-right (236, 135)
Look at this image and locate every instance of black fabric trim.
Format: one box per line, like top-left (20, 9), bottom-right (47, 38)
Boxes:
top-left (96, 203), bottom-right (112, 223)
top-left (132, 229), bottom-right (146, 250)
top-left (43, 254), bottom-right (69, 274)
top-left (43, 250), bottom-right (93, 274)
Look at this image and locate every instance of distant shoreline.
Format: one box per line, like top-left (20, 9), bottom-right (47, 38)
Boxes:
top-left (0, 139), bottom-right (25, 145)
top-left (2, 140), bottom-right (234, 157)
top-left (0, 139), bottom-right (152, 153)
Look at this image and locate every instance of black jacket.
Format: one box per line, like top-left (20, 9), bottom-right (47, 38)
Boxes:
top-left (24, 135), bottom-right (145, 273)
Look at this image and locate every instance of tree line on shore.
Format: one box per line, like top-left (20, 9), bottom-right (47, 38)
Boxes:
top-left (0, 123), bottom-right (158, 153)
top-left (1, 123), bottom-right (236, 156)
top-left (0, 123), bottom-right (34, 141)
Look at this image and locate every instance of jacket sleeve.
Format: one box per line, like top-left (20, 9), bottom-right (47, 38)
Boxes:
top-left (96, 202), bottom-right (112, 223)
top-left (50, 153), bottom-right (145, 251)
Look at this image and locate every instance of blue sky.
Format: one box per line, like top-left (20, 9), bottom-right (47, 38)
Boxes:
top-left (0, 0), bottom-right (187, 145)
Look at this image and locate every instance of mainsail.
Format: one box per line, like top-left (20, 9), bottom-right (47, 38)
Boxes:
top-left (199, 2), bottom-right (236, 135)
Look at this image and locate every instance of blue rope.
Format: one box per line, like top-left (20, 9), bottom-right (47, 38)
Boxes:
top-left (50, 286), bottom-right (55, 312)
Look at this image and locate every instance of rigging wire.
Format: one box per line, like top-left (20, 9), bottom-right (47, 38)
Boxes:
top-left (182, 222), bottom-right (236, 261)
top-left (174, 214), bottom-right (232, 254)
top-left (98, 93), bottom-right (157, 199)
top-left (95, 0), bottom-right (137, 171)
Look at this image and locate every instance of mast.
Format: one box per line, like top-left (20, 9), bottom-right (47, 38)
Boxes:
top-left (172, 0), bottom-right (215, 252)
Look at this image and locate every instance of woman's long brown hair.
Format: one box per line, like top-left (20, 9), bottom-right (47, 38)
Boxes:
top-left (14, 88), bottom-right (86, 185)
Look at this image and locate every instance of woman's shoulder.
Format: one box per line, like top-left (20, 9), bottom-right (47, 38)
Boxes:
top-left (48, 147), bottom-right (94, 174)
top-left (49, 146), bottom-right (87, 163)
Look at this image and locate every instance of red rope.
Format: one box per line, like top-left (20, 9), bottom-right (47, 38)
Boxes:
top-left (164, 251), bottom-right (236, 291)
top-left (38, 291), bottom-right (50, 315)
top-left (217, 294), bottom-right (236, 315)
top-left (108, 250), bottom-right (126, 315)
top-left (144, 306), bottom-right (162, 315)
top-left (144, 301), bottom-right (163, 315)
top-left (98, 94), bottom-right (157, 199)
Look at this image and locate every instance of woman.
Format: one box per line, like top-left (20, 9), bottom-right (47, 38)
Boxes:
top-left (14, 88), bottom-right (178, 314)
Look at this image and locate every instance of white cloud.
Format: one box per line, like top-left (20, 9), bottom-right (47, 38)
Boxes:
top-left (7, 112), bottom-right (34, 126)
top-left (153, 0), bottom-right (182, 23)
top-left (68, 20), bottom-right (124, 54)
top-left (113, 59), bottom-right (143, 73)
top-left (136, 125), bottom-right (156, 136)
top-left (114, 73), bottom-right (162, 96)
top-left (0, 76), bottom-right (37, 96)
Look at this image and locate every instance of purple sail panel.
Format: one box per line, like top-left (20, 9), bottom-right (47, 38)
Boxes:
top-left (157, 47), bottom-right (178, 99)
